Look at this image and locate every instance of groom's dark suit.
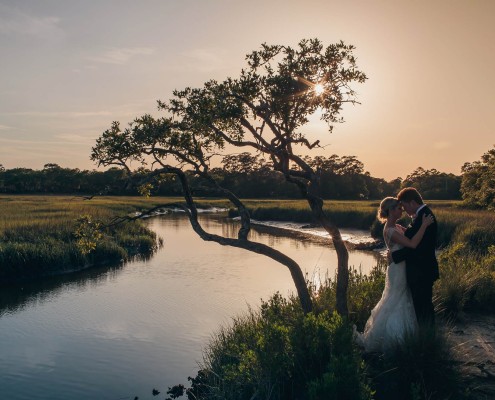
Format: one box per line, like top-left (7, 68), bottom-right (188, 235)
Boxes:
top-left (391, 205), bottom-right (439, 326)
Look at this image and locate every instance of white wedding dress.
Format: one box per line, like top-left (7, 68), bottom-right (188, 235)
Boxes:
top-left (356, 227), bottom-right (418, 353)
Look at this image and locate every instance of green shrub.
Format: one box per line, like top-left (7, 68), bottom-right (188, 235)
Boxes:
top-left (195, 293), bottom-right (372, 400)
top-left (313, 262), bottom-right (387, 331)
top-left (435, 244), bottom-right (495, 317)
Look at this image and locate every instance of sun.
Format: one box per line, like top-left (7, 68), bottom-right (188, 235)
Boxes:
top-left (314, 83), bottom-right (325, 95)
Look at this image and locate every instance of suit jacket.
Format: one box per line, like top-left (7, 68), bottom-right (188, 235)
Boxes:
top-left (391, 205), bottom-right (439, 285)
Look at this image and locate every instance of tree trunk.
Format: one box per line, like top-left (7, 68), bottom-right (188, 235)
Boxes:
top-left (306, 195), bottom-right (349, 317)
top-left (176, 170), bottom-right (313, 314)
top-left (283, 169), bottom-right (350, 317)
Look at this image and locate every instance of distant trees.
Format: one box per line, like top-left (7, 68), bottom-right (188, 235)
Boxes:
top-left (400, 167), bottom-right (461, 200)
top-left (461, 145), bottom-right (495, 210)
top-left (0, 166), bottom-right (130, 195)
top-left (0, 158), bottom-right (465, 200)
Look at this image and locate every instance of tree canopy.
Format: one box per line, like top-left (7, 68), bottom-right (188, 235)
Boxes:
top-left (0, 159), bottom-right (463, 201)
top-left (461, 145), bottom-right (495, 210)
top-left (90, 39), bottom-right (369, 315)
top-left (401, 167), bottom-right (461, 200)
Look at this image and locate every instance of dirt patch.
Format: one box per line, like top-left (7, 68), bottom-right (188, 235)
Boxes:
top-left (445, 314), bottom-right (495, 398)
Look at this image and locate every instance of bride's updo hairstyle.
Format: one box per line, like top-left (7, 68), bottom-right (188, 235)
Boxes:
top-left (377, 197), bottom-right (399, 223)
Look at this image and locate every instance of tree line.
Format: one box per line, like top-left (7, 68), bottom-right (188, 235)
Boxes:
top-left (0, 154), bottom-right (463, 200)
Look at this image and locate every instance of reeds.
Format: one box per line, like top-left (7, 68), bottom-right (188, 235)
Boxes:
top-left (229, 199), bottom-right (379, 229)
top-left (0, 195), bottom-right (165, 282)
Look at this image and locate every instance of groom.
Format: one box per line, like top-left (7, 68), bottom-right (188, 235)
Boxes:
top-left (392, 187), bottom-right (439, 327)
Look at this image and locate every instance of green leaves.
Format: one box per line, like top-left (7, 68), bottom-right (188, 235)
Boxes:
top-left (74, 214), bottom-right (102, 255)
top-left (91, 38), bottom-right (367, 193)
top-left (461, 145), bottom-right (495, 209)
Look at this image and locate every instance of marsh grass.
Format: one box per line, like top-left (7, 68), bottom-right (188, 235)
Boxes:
top-left (364, 326), bottom-right (461, 400)
top-left (230, 199), bottom-right (379, 229)
top-left (231, 200), bottom-right (495, 245)
top-left (435, 244), bottom-right (495, 318)
top-left (0, 195), bottom-right (176, 282)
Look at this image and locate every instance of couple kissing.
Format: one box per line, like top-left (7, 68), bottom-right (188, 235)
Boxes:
top-left (356, 187), bottom-right (439, 353)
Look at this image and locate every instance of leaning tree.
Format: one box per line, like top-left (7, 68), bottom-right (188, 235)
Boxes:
top-left (91, 39), bottom-right (366, 316)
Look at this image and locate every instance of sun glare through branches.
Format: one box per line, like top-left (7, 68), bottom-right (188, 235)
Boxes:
top-left (314, 83), bottom-right (325, 95)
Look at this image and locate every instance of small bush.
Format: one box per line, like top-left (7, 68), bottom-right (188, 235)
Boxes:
top-left (194, 293), bottom-right (372, 400)
top-left (435, 244), bottom-right (495, 317)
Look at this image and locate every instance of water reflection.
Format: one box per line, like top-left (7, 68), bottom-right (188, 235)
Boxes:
top-left (0, 214), bottom-right (381, 317)
top-left (0, 213), bottom-right (381, 400)
top-left (0, 263), bottom-right (125, 317)
top-left (220, 218), bottom-right (310, 248)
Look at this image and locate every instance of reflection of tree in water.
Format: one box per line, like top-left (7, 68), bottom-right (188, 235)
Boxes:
top-left (0, 262), bottom-right (126, 317)
top-left (220, 218), bottom-right (320, 250)
top-left (164, 212), bottom-right (326, 249)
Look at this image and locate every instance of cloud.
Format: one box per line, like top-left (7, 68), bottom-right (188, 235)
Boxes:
top-left (88, 47), bottom-right (155, 65)
top-left (55, 133), bottom-right (97, 144)
top-left (0, 124), bottom-right (12, 130)
top-left (180, 48), bottom-right (229, 72)
top-left (0, 4), bottom-right (62, 38)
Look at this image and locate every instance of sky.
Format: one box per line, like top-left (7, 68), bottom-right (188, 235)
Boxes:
top-left (0, 0), bottom-right (494, 180)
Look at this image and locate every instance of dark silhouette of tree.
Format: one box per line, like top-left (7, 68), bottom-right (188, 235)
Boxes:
top-left (1, 168), bottom-right (41, 193)
top-left (461, 145), bottom-right (495, 209)
top-left (91, 39), bottom-right (367, 315)
top-left (0, 160), bottom-right (460, 202)
top-left (401, 167), bottom-right (461, 200)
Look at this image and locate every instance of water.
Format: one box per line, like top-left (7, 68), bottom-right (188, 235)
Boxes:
top-left (0, 214), bottom-right (380, 400)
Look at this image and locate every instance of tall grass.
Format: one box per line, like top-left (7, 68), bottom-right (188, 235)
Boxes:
top-left (0, 195), bottom-right (170, 282)
top-left (434, 244), bottom-right (495, 318)
top-left (230, 199), bottom-right (379, 229)
top-left (177, 268), bottom-right (461, 400)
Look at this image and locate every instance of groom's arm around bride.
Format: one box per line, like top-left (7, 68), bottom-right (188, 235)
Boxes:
top-left (391, 187), bottom-right (439, 327)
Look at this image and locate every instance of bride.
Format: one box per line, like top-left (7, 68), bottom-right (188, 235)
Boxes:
top-left (355, 197), bottom-right (433, 353)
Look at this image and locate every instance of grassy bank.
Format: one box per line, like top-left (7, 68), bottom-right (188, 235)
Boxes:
top-left (0, 195), bottom-right (175, 283)
top-left (230, 199), bottom-right (379, 230)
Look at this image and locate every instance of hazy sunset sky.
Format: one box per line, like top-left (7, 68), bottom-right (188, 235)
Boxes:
top-left (1, 0), bottom-right (494, 180)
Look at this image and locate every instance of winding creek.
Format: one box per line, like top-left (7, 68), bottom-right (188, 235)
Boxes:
top-left (0, 213), bottom-right (382, 400)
